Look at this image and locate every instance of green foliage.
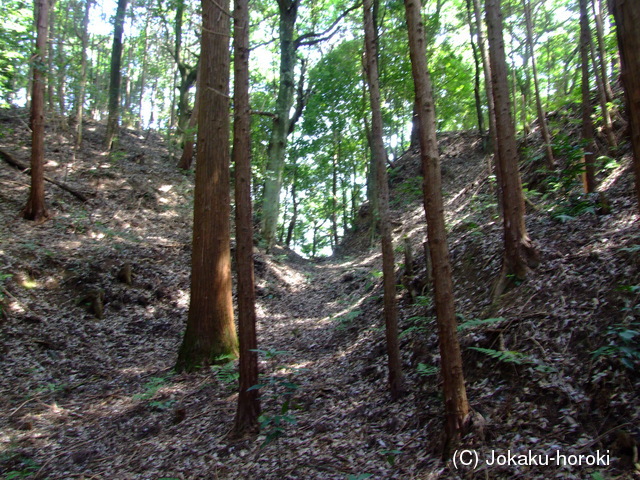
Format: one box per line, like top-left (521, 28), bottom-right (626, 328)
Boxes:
top-left (400, 315), bottom-right (432, 338)
top-left (333, 309), bottom-right (362, 330)
top-left (468, 347), bottom-right (555, 372)
top-left (592, 322), bottom-right (640, 370)
top-left (392, 176), bottom-right (423, 207)
top-left (2, 455), bottom-right (39, 479)
top-left (379, 449), bottom-right (403, 467)
top-left (416, 363), bottom-right (438, 377)
top-left (134, 373), bottom-right (174, 407)
top-left (457, 317), bottom-right (505, 331)
top-left (210, 354), bottom-right (239, 390)
top-left (249, 349), bottom-right (303, 448)
top-left (0, 272), bottom-right (12, 317)
top-left (548, 193), bottom-right (598, 222)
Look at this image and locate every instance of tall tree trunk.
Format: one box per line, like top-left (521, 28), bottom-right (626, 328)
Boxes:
top-left (523, 0), bottom-right (555, 168)
top-left (286, 160), bottom-right (298, 248)
top-left (580, 0), bottom-right (598, 193)
top-left (233, 0), bottom-right (260, 434)
top-left (331, 129), bottom-right (340, 247)
top-left (592, 0), bottom-right (614, 102)
top-left (176, 0), bottom-right (238, 372)
top-left (472, 0), bottom-right (502, 203)
top-left (75, 0), bottom-right (93, 147)
top-left (177, 86), bottom-right (199, 170)
top-left (261, 0), bottom-right (299, 250)
top-left (587, 18), bottom-right (617, 150)
top-left (486, 0), bottom-right (539, 291)
top-left (608, 0), bottom-right (640, 212)
top-left (404, 0), bottom-right (470, 456)
top-left (24, 0), bottom-right (51, 222)
top-left (104, 0), bottom-right (128, 150)
top-left (363, 0), bottom-right (404, 400)
top-left (466, 5), bottom-right (485, 136)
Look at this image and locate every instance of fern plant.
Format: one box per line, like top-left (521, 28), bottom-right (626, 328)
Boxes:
top-left (469, 347), bottom-right (554, 372)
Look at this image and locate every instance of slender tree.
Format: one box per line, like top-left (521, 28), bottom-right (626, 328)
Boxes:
top-left (104, 0), bottom-right (128, 150)
top-left (363, 0), bottom-right (404, 400)
top-left (23, 0), bottom-right (51, 222)
top-left (523, 0), bottom-right (555, 168)
top-left (608, 0), bottom-right (640, 211)
top-left (233, 0), bottom-right (260, 434)
top-left (75, 0), bottom-right (93, 147)
top-left (580, 0), bottom-right (597, 192)
top-left (175, 0), bottom-right (238, 372)
top-left (404, 0), bottom-right (470, 455)
top-left (485, 0), bottom-right (539, 294)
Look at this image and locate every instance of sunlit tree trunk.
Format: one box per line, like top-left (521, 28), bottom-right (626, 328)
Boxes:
top-left (24, 0), bottom-right (51, 222)
top-left (233, 0), bottom-right (260, 434)
top-left (261, 0), bottom-right (299, 250)
top-left (75, 0), bottom-right (93, 147)
top-left (404, 0), bottom-right (470, 456)
top-left (608, 0), bottom-right (640, 212)
top-left (104, 0), bottom-right (128, 150)
top-left (363, 0), bottom-right (404, 400)
top-left (523, 0), bottom-right (555, 168)
top-left (580, 0), bottom-right (598, 192)
top-left (486, 0), bottom-right (539, 292)
top-left (466, 6), bottom-right (485, 136)
top-left (176, 0), bottom-right (238, 372)
top-left (592, 0), bottom-right (614, 102)
top-left (177, 80), bottom-right (199, 170)
top-left (472, 0), bottom-right (502, 203)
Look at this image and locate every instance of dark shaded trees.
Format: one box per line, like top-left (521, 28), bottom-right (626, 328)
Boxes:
top-left (363, 0), bottom-right (404, 400)
top-left (580, 0), bottom-right (597, 193)
top-left (175, 0), bottom-right (238, 372)
top-left (608, 0), bottom-right (640, 211)
top-left (104, 0), bottom-right (128, 150)
top-left (233, 0), bottom-right (260, 434)
top-left (404, 0), bottom-right (470, 454)
top-left (485, 0), bottom-right (539, 292)
top-left (23, 0), bottom-right (51, 222)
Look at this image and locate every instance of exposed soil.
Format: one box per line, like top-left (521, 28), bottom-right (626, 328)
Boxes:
top-left (1, 108), bottom-right (639, 479)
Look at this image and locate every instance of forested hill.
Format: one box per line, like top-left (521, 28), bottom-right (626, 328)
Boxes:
top-left (1, 105), bottom-right (639, 478)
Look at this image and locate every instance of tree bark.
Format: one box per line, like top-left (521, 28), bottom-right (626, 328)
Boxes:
top-left (608, 0), bottom-right (640, 212)
top-left (104, 0), bottom-right (128, 150)
top-left (233, 0), bottom-right (260, 435)
top-left (466, 0), bottom-right (485, 136)
top-left (472, 0), bottom-right (502, 204)
top-left (261, 0), bottom-right (299, 250)
top-left (176, 0), bottom-right (238, 372)
top-left (404, 0), bottom-right (470, 456)
top-left (485, 0), bottom-right (539, 288)
top-left (363, 0), bottom-right (404, 400)
top-left (592, 0), bottom-right (614, 102)
top-left (177, 80), bottom-right (199, 170)
top-left (75, 0), bottom-right (93, 147)
top-left (580, 0), bottom-right (598, 193)
top-left (23, 0), bottom-right (51, 222)
top-left (523, 0), bottom-right (555, 168)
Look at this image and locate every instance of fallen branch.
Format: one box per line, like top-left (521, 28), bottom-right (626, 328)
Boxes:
top-left (0, 148), bottom-right (90, 202)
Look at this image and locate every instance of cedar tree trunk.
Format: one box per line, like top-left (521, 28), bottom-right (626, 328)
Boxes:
top-left (233, 0), bottom-right (260, 434)
top-left (608, 0), bottom-right (640, 211)
top-left (176, 0), bottom-right (238, 372)
top-left (485, 0), bottom-right (539, 289)
top-left (404, 0), bottom-right (470, 455)
top-left (23, 0), bottom-right (51, 222)
top-left (104, 0), bottom-right (128, 150)
top-left (363, 0), bottom-right (404, 400)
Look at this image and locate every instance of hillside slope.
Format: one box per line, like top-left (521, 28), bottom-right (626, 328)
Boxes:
top-left (0, 108), bottom-right (638, 479)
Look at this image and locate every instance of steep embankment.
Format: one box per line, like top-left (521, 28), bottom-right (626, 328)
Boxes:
top-left (0, 107), bottom-right (638, 479)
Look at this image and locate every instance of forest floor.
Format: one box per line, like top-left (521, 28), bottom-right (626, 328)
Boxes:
top-left (0, 107), bottom-right (639, 480)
